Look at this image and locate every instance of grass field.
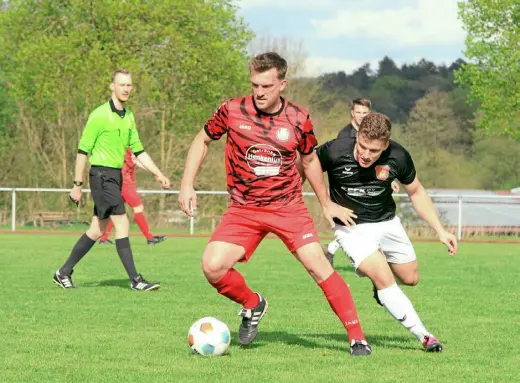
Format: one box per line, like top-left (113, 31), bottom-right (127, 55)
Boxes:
top-left (1, 234), bottom-right (518, 382)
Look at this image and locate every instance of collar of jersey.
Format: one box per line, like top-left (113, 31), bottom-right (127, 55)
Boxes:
top-left (252, 96), bottom-right (285, 117)
top-left (109, 99), bottom-right (126, 118)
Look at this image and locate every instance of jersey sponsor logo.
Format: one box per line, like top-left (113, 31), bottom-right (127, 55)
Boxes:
top-left (276, 127), bottom-right (290, 142)
top-left (342, 166), bottom-right (354, 176)
top-left (341, 186), bottom-right (386, 197)
top-left (239, 124), bottom-right (252, 130)
top-left (375, 165), bottom-right (390, 181)
top-left (245, 144), bottom-right (282, 176)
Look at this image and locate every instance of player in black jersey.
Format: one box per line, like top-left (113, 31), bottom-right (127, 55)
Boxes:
top-left (323, 98), bottom-right (400, 267)
top-left (316, 112), bottom-right (458, 352)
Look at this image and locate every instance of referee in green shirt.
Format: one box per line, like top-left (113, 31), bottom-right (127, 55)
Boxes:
top-left (53, 69), bottom-right (170, 291)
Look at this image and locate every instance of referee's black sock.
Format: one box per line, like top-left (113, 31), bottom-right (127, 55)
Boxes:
top-left (60, 233), bottom-right (96, 275)
top-left (115, 237), bottom-right (139, 280)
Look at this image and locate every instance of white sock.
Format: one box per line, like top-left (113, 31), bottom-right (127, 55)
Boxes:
top-left (327, 240), bottom-right (341, 255)
top-left (377, 283), bottom-right (430, 342)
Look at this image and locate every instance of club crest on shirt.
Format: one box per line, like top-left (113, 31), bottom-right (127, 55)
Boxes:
top-left (276, 127), bottom-right (290, 142)
top-left (375, 165), bottom-right (390, 181)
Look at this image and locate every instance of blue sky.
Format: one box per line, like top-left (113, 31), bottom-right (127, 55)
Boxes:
top-left (234, 0), bottom-right (466, 76)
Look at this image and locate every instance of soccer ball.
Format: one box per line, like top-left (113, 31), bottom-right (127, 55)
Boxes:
top-left (188, 317), bottom-right (231, 356)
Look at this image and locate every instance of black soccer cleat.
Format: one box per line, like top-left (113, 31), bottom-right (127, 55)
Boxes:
top-left (130, 274), bottom-right (160, 291)
top-left (237, 294), bottom-right (268, 346)
top-left (147, 235), bottom-right (167, 245)
top-left (53, 269), bottom-right (74, 289)
top-left (423, 335), bottom-right (443, 352)
top-left (98, 239), bottom-right (114, 245)
top-left (350, 340), bottom-right (372, 357)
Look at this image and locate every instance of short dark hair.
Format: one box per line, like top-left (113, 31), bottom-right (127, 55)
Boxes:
top-left (111, 69), bottom-right (131, 82)
top-left (249, 52), bottom-right (288, 80)
top-left (351, 98), bottom-right (371, 110)
top-left (359, 113), bottom-right (391, 141)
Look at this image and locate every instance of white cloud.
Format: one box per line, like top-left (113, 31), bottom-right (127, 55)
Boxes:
top-left (311, 0), bottom-right (465, 47)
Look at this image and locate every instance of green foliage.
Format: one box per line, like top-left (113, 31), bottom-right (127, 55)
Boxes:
top-left (0, 0), bottom-right (253, 192)
top-left (455, 0), bottom-right (520, 138)
top-left (470, 132), bottom-right (520, 189)
top-left (0, 0), bottom-right (518, 198)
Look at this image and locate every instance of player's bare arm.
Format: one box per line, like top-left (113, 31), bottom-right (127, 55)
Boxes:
top-left (403, 176), bottom-right (458, 256)
top-left (300, 151), bottom-right (357, 228)
top-left (179, 129), bottom-right (213, 217)
top-left (134, 152), bottom-right (170, 189)
top-left (295, 155), bottom-right (307, 183)
top-left (133, 154), bottom-right (146, 170)
top-left (69, 153), bottom-right (89, 205)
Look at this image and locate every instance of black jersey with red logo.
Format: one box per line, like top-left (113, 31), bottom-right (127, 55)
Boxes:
top-left (204, 96), bottom-right (317, 207)
top-left (316, 138), bottom-right (416, 223)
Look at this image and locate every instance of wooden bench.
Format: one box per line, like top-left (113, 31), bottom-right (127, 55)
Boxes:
top-left (33, 212), bottom-right (74, 227)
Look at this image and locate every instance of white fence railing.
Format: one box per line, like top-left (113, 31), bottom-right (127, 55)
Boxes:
top-left (0, 187), bottom-right (519, 240)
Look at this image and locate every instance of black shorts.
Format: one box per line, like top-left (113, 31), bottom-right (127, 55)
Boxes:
top-left (89, 166), bottom-right (126, 219)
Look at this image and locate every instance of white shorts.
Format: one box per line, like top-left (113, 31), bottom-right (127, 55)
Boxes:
top-left (334, 216), bottom-right (416, 271)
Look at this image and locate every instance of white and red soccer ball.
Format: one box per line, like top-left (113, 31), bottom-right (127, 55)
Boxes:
top-left (188, 317), bottom-right (231, 356)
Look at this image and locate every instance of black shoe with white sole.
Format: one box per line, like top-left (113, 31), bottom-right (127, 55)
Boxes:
top-left (350, 340), bottom-right (372, 356)
top-left (53, 269), bottom-right (74, 289)
top-left (237, 294), bottom-right (268, 346)
top-left (130, 274), bottom-right (160, 291)
top-left (147, 235), bottom-right (166, 245)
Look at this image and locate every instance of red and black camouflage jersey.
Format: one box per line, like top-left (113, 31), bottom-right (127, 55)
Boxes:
top-left (204, 96), bottom-right (317, 208)
top-left (122, 148), bottom-right (136, 185)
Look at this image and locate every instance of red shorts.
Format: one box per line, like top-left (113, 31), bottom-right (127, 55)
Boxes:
top-left (121, 183), bottom-right (142, 208)
top-left (209, 202), bottom-right (319, 261)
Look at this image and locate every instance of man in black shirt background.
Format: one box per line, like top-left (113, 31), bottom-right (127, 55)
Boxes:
top-left (316, 112), bottom-right (458, 353)
top-left (337, 98), bottom-right (371, 140)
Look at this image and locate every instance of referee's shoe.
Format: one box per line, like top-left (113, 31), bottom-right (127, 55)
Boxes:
top-left (131, 274), bottom-right (160, 291)
top-left (53, 270), bottom-right (74, 289)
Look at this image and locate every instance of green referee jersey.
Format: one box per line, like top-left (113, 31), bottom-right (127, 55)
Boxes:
top-left (78, 100), bottom-right (144, 168)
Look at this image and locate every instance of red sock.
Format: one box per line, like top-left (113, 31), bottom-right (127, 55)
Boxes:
top-left (101, 221), bottom-right (114, 241)
top-left (134, 212), bottom-right (153, 241)
top-left (319, 271), bottom-right (366, 343)
top-left (210, 269), bottom-right (259, 309)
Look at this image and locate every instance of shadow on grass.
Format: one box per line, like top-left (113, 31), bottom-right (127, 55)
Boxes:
top-left (233, 331), bottom-right (417, 352)
top-left (80, 279), bottom-right (130, 289)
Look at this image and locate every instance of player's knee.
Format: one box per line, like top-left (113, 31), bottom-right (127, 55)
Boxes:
top-left (201, 255), bottom-right (228, 280)
top-left (87, 227), bottom-right (104, 240)
top-left (133, 204), bottom-right (144, 213)
top-left (300, 253), bottom-right (334, 283)
top-left (401, 272), bottom-right (420, 286)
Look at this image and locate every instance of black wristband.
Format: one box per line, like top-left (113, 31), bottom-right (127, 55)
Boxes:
top-left (73, 181), bottom-right (83, 186)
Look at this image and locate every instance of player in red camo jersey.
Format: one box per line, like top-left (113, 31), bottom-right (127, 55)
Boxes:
top-left (178, 52), bottom-right (372, 357)
top-left (99, 148), bottom-right (166, 245)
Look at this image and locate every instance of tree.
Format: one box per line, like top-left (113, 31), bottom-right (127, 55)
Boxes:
top-left (406, 91), bottom-right (473, 155)
top-left (377, 56), bottom-right (401, 77)
top-left (0, 0), bottom-right (252, 187)
top-left (403, 91), bottom-right (479, 188)
top-left (346, 63), bottom-right (373, 90)
top-left (455, 0), bottom-right (520, 138)
top-left (471, 133), bottom-right (520, 189)
top-left (0, 0), bottom-right (252, 218)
